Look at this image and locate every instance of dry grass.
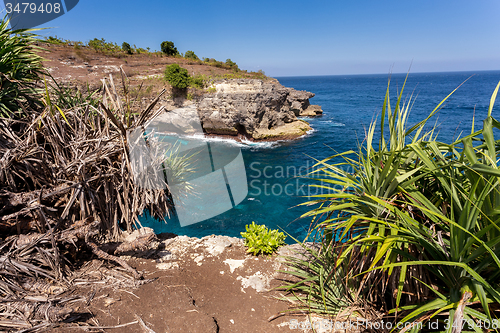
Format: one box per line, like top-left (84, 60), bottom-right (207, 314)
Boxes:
top-left (0, 69), bottom-right (172, 331)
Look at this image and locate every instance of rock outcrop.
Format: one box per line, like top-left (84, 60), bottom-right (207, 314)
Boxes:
top-left (197, 79), bottom-right (322, 140)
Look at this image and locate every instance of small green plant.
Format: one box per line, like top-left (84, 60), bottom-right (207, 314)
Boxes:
top-left (122, 42), bottom-right (132, 54)
top-left (50, 79), bottom-right (100, 109)
top-left (184, 50), bottom-right (199, 60)
top-left (45, 35), bottom-right (65, 45)
top-left (87, 38), bottom-right (122, 55)
top-left (189, 74), bottom-right (204, 89)
top-left (241, 222), bottom-right (286, 255)
top-left (164, 64), bottom-right (190, 89)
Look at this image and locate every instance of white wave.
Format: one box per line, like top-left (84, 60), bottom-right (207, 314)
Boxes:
top-left (153, 129), bottom-right (321, 150)
top-left (305, 127), bottom-right (316, 135)
top-left (189, 133), bottom-right (243, 145)
top-left (323, 120), bottom-right (345, 127)
top-left (157, 132), bottom-right (282, 149)
top-left (239, 137), bottom-right (280, 149)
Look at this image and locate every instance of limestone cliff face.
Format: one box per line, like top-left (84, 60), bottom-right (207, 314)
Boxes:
top-left (197, 79), bottom-right (322, 140)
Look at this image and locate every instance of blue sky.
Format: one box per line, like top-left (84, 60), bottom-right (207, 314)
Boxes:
top-left (4, 0), bottom-right (500, 76)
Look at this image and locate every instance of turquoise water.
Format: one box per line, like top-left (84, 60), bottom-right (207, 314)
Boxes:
top-left (140, 71), bottom-right (500, 242)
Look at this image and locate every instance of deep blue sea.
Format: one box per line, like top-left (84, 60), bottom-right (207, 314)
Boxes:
top-left (141, 71), bottom-right (500, 242)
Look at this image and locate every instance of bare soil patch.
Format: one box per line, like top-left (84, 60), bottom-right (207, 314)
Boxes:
top-left (47, 233), bottom-right (304, 333)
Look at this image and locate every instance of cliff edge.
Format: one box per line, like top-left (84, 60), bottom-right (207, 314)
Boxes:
top-left (39, 44), bottom-right (323, 141)
top-left (198, 79), bottom-right (322, 140)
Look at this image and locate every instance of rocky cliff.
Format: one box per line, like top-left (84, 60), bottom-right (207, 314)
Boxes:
top-left (197, 79), bottom-right (322, 140)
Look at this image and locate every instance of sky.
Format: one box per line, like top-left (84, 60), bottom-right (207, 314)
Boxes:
top-left (3, 0), bottom-right (500, 77)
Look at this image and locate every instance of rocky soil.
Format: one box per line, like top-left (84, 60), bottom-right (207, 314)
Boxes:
top-left (49, 230), bottom-right (337, 333)
top-left (198, 79), bottom-right (322, 140)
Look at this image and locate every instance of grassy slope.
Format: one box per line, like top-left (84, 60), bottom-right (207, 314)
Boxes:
top-left (37, 42), bottom-right (272, 101)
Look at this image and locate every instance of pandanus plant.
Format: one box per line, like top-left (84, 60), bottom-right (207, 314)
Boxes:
top-left (282, 75), bottom-right (500, 332)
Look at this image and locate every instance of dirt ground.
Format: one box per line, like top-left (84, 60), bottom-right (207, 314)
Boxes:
top-left (48, 233), bottom-right (313, 333)
top-left (37, 43), bottom-right (268, 96)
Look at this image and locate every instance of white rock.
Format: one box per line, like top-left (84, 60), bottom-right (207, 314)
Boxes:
top-left (202, 236), bottom-right (234, 256)
top-left (156, 250), bottom-right (176, 262)
top-left (156, 262), bottom-right (179, 270)
top-left (223, 259), bottom-right (245, 273)
top-left (194, 255), bottom-right (204, 266)
top-left (237, 271), bottom-right (270, 292)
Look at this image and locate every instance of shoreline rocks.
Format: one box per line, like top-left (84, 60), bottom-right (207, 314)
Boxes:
top-left (197, 79), bottom-right (322, 140)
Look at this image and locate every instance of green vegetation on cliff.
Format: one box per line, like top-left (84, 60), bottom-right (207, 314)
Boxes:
top-left (0, 19), bottom-right (45, 117)
top-left (281, 76), bottom-right (500, 332)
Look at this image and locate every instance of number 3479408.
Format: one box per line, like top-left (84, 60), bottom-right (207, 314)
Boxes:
top-left (444, 318), bottom-right (500, 330)
top-left (6, 3), bottom-right (61, 14)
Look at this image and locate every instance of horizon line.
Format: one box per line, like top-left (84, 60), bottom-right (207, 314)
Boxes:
top-left (273, 68), bottom-right (500, 79)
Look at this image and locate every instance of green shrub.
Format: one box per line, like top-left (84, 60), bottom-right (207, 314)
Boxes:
top-left (164, 64), bottom-right (190, 89)
top-left (184, 50), bottom-right (199, 60)
top-left (45, 35), bottom-right (65, 44)
top-left (282, 76), bottom-right (500, 330)
top-left (122, 42), bottom-right (132, 54)
top-left (160, 41), bottom-right (178, 56)
top-left (50, 79), bottom-right (100, 109)
top-left (225, 58), bottom-right (239, 71)
top-left (88, 38), bottom-right (122, 55)
top-left (241, 222), bottom-right (286, 255)
top-left (0, 18), bottom-right (45, 117)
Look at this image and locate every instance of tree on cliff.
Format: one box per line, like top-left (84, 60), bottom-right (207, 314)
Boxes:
top-left (161, 41), bottom-right (179, 56)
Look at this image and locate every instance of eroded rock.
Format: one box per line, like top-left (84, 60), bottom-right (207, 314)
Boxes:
top-left (300, 104), bottom-right (323, 117)
top-left (198, 79), bottom-right (322, 140)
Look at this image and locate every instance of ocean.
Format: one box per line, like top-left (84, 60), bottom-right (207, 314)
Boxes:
top-left (140, 70), bottom-right (500, 242)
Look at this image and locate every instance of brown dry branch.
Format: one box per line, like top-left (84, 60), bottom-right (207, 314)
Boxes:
top-left (0, 69), bottom-right (172, 331)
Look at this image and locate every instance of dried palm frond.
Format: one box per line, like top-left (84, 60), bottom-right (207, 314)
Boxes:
top-left (0, 68), bottom-right (176, 330)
